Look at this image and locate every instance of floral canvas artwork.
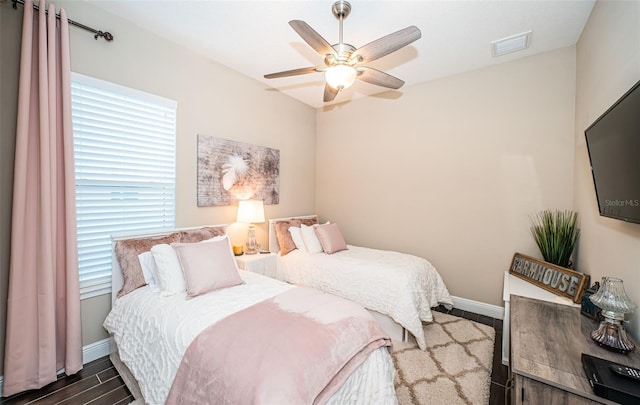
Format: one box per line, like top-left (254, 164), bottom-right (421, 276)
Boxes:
top-left (197, 135), bottom-right (280, 206)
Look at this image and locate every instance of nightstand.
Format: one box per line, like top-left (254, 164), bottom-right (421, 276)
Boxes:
top-left (235, 253), bottom-right (279, 279)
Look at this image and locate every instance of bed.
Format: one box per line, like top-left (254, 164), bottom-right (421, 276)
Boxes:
top-left (268, 216), bottom-right (454, 350)
top-left (104, 225), bottom-right (398, 405)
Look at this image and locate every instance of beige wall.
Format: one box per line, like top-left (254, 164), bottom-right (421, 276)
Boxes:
top-left (574, 0), bottom-right (640, 340)
top-left (316, 48), bottom-right (577, 307)
top-left (0, 0), bottom-right (315, 374)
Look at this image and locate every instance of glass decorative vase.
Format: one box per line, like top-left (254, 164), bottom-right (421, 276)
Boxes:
top-left (589, 277), bottom-right (637, 353)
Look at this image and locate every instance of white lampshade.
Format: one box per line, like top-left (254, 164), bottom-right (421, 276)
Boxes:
top-left (325, 65), bottom-right (357, 90)
top-left (236, 200), bottom-right (265, 224)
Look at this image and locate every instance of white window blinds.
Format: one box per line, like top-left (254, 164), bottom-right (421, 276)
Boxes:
top-left (71, 73), bottom-right (177, 299)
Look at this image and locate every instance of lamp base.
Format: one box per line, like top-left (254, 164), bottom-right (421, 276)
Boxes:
top-left (245, 224), bottom-right (257, 255)
top-left (591, 318), bottom-right (636, 354)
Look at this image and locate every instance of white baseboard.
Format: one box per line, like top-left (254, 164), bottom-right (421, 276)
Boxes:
top-left (82, 337), bottom-right (113, 364)
top-left (0, 338), bottom-right (113, 396)
top-left (451, 295), bottom-right (505, 320)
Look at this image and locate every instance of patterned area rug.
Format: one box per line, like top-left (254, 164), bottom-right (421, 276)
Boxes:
top-left (392, 311), bottom-right (496, 405)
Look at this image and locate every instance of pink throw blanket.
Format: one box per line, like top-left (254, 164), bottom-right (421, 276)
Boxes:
top-left (165, 286), bottom-right (391, 404)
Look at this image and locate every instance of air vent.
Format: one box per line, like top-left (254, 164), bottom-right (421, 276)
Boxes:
top-left (491, 31), bottom-right (532, 57)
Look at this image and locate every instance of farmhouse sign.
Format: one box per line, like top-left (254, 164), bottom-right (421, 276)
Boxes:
top-left (509, 253), bottom-right (590, 303)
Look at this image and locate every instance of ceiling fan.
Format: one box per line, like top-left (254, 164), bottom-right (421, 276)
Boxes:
top-left (264, 1), bottom-right (421, 103)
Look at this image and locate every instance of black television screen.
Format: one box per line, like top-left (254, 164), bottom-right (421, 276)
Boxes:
top-left (585, 79), bottom-right (640, 224)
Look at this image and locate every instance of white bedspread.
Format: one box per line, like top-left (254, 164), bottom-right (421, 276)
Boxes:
top-left (278, 246), bottom-right (454, 350)
top-left (103, 271), bottom-right (397, 405)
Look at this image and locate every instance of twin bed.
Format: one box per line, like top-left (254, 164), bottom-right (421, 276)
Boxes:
top-left (268, 215), bottom-right (453, 350)
top-left (105, 218), bottom-right (453, 404)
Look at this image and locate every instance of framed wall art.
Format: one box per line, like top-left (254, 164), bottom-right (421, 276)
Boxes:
top-left (197, 135), bottom-right (280, 206)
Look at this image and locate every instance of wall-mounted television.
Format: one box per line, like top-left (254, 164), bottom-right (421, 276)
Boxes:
top-left (584, 79), bottom-right (640, 224)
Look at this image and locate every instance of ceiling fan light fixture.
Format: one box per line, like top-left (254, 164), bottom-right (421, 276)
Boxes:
top-left (325, 65), bottom-right (357, 90)
top-left (265, 1), bottom-right (421, 102)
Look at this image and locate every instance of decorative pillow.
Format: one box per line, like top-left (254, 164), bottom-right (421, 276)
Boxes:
top-left (198, 235), bottom-right (228, 244)
top-left (301, 224), bottom-right (323, 253)
top-left (294, 217), bottom-right (319, 227)
top-left (275, 221), bottom-right (297, 256)
top-left (115, 232), bottom-right (181, 297)
top-left (315, 223), bottom-right (348, 254)
top-left (288, 226), bottom-right (307, 252)
top-left (179, 226), bottom-right (227, 243)
top-left (274, 217), bottom-right (319, 255)
top-left (151, 244), bottom-right (186, 296)
top-left (172, 236), bottom-right (243, 298)
top-left (138, 251), bottom-right (158, 285)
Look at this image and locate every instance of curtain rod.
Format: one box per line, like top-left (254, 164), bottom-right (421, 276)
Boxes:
top-left (12, 0), bottom-right (113, 41)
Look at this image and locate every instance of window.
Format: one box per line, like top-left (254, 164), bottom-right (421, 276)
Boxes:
top-left (71, 73), bottom-right (176, 299)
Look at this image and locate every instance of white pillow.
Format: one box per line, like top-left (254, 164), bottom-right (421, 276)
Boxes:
top-left (138, 251), bottom-right (158, 285)
top-left (301, 224), bottom-right (323, 253)
top-left (150, 244), bottom-right (186, 296)
top-left (288, 226), bottom-right (307, 252)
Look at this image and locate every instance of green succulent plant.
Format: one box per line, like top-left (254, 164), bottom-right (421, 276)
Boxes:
top-left (530, 210), bottom-right (580, 268)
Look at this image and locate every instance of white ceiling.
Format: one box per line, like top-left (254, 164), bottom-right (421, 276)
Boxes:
top-left (86, 0), bottom-right (595, 108)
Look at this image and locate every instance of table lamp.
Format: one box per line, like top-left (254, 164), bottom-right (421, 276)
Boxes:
top-left (589, 277), bottom-right (637, 353)
top-left (236, 199), bottom-right (265, 255)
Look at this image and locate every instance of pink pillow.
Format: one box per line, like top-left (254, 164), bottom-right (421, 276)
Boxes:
top-left (274, 221), bottom-right (297, 256)
top-left (314, 223), bottom-right (348, 254)
top-left (114, 232), bottom-right (181, 297)
top-left (274, 217), bottom-right (319, 256)
top-left (171, 237), bottom-right (243, 298)
top-left (179, 226), bottom-right (226, 243)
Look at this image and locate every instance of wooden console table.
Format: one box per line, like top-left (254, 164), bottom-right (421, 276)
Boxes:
top-left (502, 271), bottom-right (580, 364)
top-left (510, 295), bottom-right (640, 404)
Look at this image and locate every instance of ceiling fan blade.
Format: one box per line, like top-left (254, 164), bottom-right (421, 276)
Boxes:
top-left (353, 26), bottom-right (421, 63)
top-left (264, 67), bottom-right (319, 79)
top-left (323, 84), bottom-right (339, 102)
top-left (289, 20), bottom-right (337, 57)
top-left (357, 67), bottom-right (405, 89)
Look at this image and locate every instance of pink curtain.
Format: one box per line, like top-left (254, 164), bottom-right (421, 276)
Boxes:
top-left (3, 0), bottom-right (82, 397)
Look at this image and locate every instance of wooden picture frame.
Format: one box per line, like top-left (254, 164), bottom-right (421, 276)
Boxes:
top-left (508, 253), bottom-right (590, 303)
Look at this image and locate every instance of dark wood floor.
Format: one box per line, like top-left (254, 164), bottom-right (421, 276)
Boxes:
top-left (1, 307), bottom-right (508, 405)
top-left (0, 356), bottom-right (132, 405)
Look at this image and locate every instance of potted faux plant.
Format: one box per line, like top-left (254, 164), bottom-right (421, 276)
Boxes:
top-left (530, 209), bottom-right (580, 269)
